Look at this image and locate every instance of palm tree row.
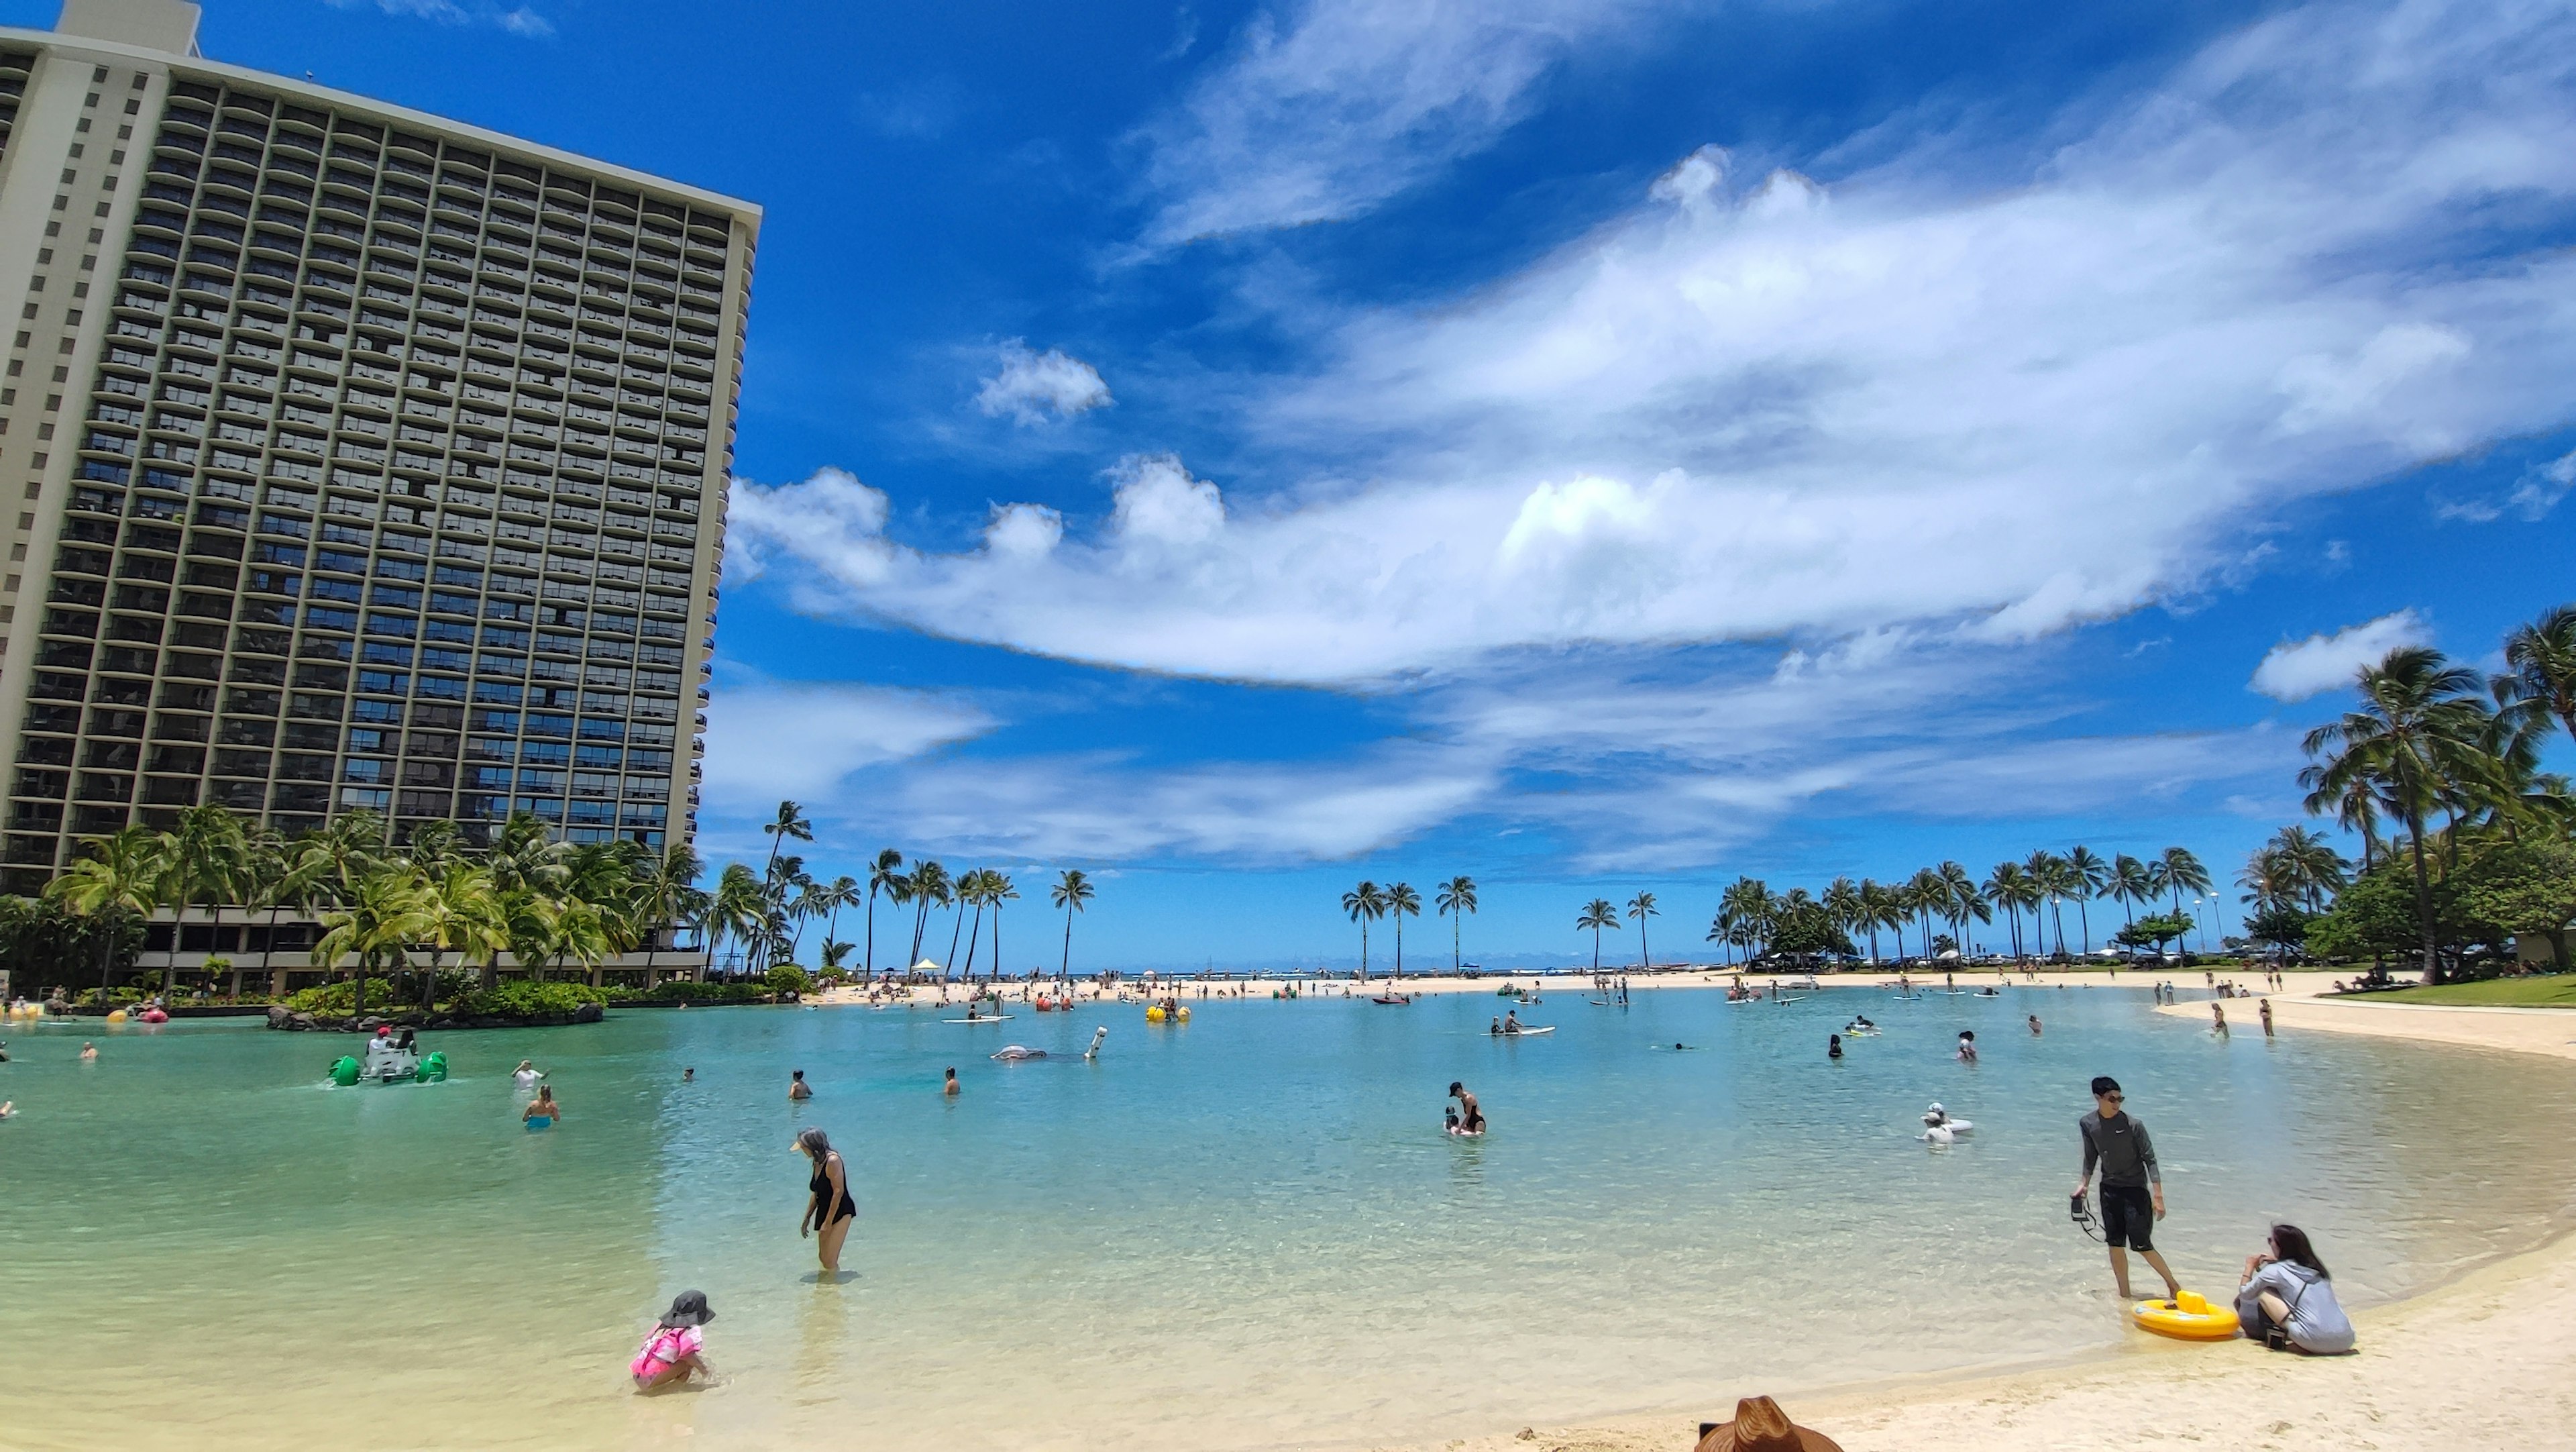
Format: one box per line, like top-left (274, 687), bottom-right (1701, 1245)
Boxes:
top-left (44, 802), bottom-right (706, 1015)
top-left (1338, 876), bottom-right (1480, 980)
top-left (2297, 605), bottom-right (2576, 980)
top-left (717, 802), bottom-right (1102, 982)
top-left (1693, 845), bottom-right (2209, 967)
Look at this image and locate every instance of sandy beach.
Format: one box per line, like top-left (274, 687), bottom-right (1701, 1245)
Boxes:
top-left (1385, 1225), bottom-right (2576, 1452)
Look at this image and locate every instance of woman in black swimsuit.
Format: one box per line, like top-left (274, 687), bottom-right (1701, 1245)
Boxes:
top-left (796, 1127), bottom-right (857, 1275)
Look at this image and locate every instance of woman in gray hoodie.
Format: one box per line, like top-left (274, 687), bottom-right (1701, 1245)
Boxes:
top-left (2237, 1223), bottom-right (2355, 1353)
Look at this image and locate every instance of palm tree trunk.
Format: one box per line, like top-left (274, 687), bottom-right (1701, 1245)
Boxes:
top-left (945, 900), bottom-right (967, 981)
top-left (2406, 818), bottom-right (2443, 984)
top-left (1393, 917), bottom-right (1403, 979)
top-left (1061, 904), bottom-right (1073, 978)
top-left (2077, 897), bottom-right (2092, 955)
top-left (963, 904), bottom-right (984, 980)
top-left (864, 885), bottom-right (877, 980)
top-left (1452, 913), bottom-right (1461, 973)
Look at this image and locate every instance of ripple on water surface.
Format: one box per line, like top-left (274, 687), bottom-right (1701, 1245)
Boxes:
top-left (1, 986), bottom-right (2570, 1452)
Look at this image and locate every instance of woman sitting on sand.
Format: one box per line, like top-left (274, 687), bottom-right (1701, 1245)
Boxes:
top-left (2236, 1224), bottom-right (2355, 1354)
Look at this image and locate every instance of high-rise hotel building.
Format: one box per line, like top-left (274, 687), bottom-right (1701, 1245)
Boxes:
top-left (0, 1), bottom-right (756, 895)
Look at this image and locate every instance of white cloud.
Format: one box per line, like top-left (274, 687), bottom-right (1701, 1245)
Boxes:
top-left (975, 340), bottom-right (1112, 425)
top-left (2249, 610), bottom-right (2432, 702)
top-left (2512, 450), bottom-right (2576, 519)
top-left (1136, 0), bottom-right (1675, 244)
top-left (700, 681), bottom-right (995, 812)
top-left (327, 0), bottom-right (552, 34)
top-left (735, 0), bottom-right (2576, 686)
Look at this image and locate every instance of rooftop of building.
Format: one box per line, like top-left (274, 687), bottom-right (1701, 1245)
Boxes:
top-left (6, 0), bottom-right (760, 225)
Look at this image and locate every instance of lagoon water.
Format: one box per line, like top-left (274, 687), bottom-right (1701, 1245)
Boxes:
top-left (3, 984), bottom-right (2572, 1452)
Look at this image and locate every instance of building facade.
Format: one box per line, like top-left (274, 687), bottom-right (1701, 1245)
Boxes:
top-left (0, 1), bottom-right (756, 896)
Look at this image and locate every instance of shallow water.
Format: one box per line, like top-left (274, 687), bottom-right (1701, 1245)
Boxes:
top-left (2, 984), bottom-right (2570, 1452)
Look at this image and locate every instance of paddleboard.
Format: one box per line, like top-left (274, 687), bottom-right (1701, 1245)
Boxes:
top-left (1493, 1025), bottom-right (1556, 1037)
top-left (944, 1015), bottom-right (1015, 1023)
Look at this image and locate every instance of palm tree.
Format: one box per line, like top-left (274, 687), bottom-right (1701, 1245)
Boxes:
top-left (954, 869), bottom-right (993, 979)
top-left (941, 866), bottom-right (975, 982)
top-left (2495, 604), bottom-right (2576, 747)
top-left (706, 861), bottom-right (767, 976)
top-left (1436, 876), bottom-right (1478, 972)
top-left (1050, 869), bottom-right (1093, 980)
top-left (1626, 890), bottom-right (1660, 971)
top-left (984, 871), bottom-right (1018, 980)
top-left (1983, 863), bottom-right (2028, 960)
top-left (1821, 878), bottom-right (1861, 966)
top-left (1719, 877), bottom-right (1778, 962)
top-left (1854, 878), bottom-right (1894, 964)
top-left (417, 862), bottom-right (508, 1012)
top-left (906, 860), bottom-right (951, 970)
top-left (1385, 882), bottom-right (1421, 978)
top-left (2020, 850), bottom-right (2065, 957)
top-left (153, 802), bottom-right (252, 994)
top-left (2109, 854), bottom-right (2154, 927)
top-left (1905, 868), bottom-right (1944, 963)
top-left (47, 825), bottom-right (159, 1002)
top-left (631, 843), bottom-right (707, 990)
top-left (1936, 861), bottom-right (1982, 959)
top-left (2264, 825), bottom-right (2347, 913)
top-left (2064, 845), bottom-right (2110, 955)
top-left (1341, 881), bottom-right (1387, 980)
top-left (754, 800), bottom-right (812, 971)
top-left (1576, 898), bottom-right (1619, 973)
top-left (863, 848), bottom-right (904, 980)
top-left (2302, 647), bottom-right (2497, 982)
top-left (312, 861), bottom-right (432, 1020)
top-left (816, 875), bottom-right (859, 970)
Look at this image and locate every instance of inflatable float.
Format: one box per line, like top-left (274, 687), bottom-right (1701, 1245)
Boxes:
top-left (2133, 1291), bottom-right (2239, 1341)
top-left (138, 1008), bottom-right (169, 1024)
top-left (1144, 1004), bottom-right (1191, 1023)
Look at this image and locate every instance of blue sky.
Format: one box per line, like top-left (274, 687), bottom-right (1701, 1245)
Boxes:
top-left (34, 0), bottom-right (2576, 970)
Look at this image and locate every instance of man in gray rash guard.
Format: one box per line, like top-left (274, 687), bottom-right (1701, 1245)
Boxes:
top-left (2074, 1076), bottom-right (2182, 1300)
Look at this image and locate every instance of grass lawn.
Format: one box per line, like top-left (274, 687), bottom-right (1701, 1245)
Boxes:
top-left (2365, 976), bottom-right (2576, 1008)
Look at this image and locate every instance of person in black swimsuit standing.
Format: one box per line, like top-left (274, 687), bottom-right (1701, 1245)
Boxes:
top-left (796, 1127), bottom-right (857, 1276)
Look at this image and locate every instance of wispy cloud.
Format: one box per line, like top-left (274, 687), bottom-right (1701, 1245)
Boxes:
top-left (700, 680), bottom-right (995, 814)
top-left (324, 0), bottom-right (554, 37)
top-left (2435, 448), bottom-right (2576, 523)
top-left (1135, 0), bottom-right (1677, 244)
top-left (975, 340), bottom-right (1114, 425)
top-left (734, 0), bottom-right (2576, 687)
top-left (2249, 610), bottom-right (2431, 703)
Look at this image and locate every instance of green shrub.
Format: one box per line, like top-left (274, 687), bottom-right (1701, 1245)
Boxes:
top-left (284, 978), bottom-right (400, 1015)
top-left (449, 980), bottom-right (604, 1017)
top-left (763, 964), bottom-right (813, 995)
top-left (605, 978), bottom-right (772, 1004)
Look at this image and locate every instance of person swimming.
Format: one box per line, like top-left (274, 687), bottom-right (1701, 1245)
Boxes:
top-left (788, 1070), bottom-right (812, 1101)
top-left (78, 1041), bottom-right (97, 1061)
top-left (2027, 1015), bottom-right (2043, 1036)
top-left (682, 1067), bottom-right (695, 1083)
top-left (523, 1084), bottom-right (559, 1129)
top-left (1828, 1033), bottom-right (1843, 1059)
top-left (1956, 1031), bottom-right (1978, 1064)
top-left (943, 1067), bottom-right (960, 1096)
top-left (513, 1059), bottom-right (544, 1088)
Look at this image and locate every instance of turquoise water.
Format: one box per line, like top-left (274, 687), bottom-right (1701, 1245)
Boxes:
top-left (2, 985), bottom-right (2571, 1452)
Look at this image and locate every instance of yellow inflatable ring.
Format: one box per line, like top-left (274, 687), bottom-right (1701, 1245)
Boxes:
top-left (1177, 1006), bottom-right (1191, 1022)
top-left (105, 1008), bottom-right (129, 1024)
top-left (1146, 1006), bottom-right (1167, 1023)
top-left (2133, 1291), bottom-right (2239, 1341)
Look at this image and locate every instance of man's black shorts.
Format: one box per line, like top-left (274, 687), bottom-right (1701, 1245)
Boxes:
top-left (2099, 1184), bottom-right (2155, 1251)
